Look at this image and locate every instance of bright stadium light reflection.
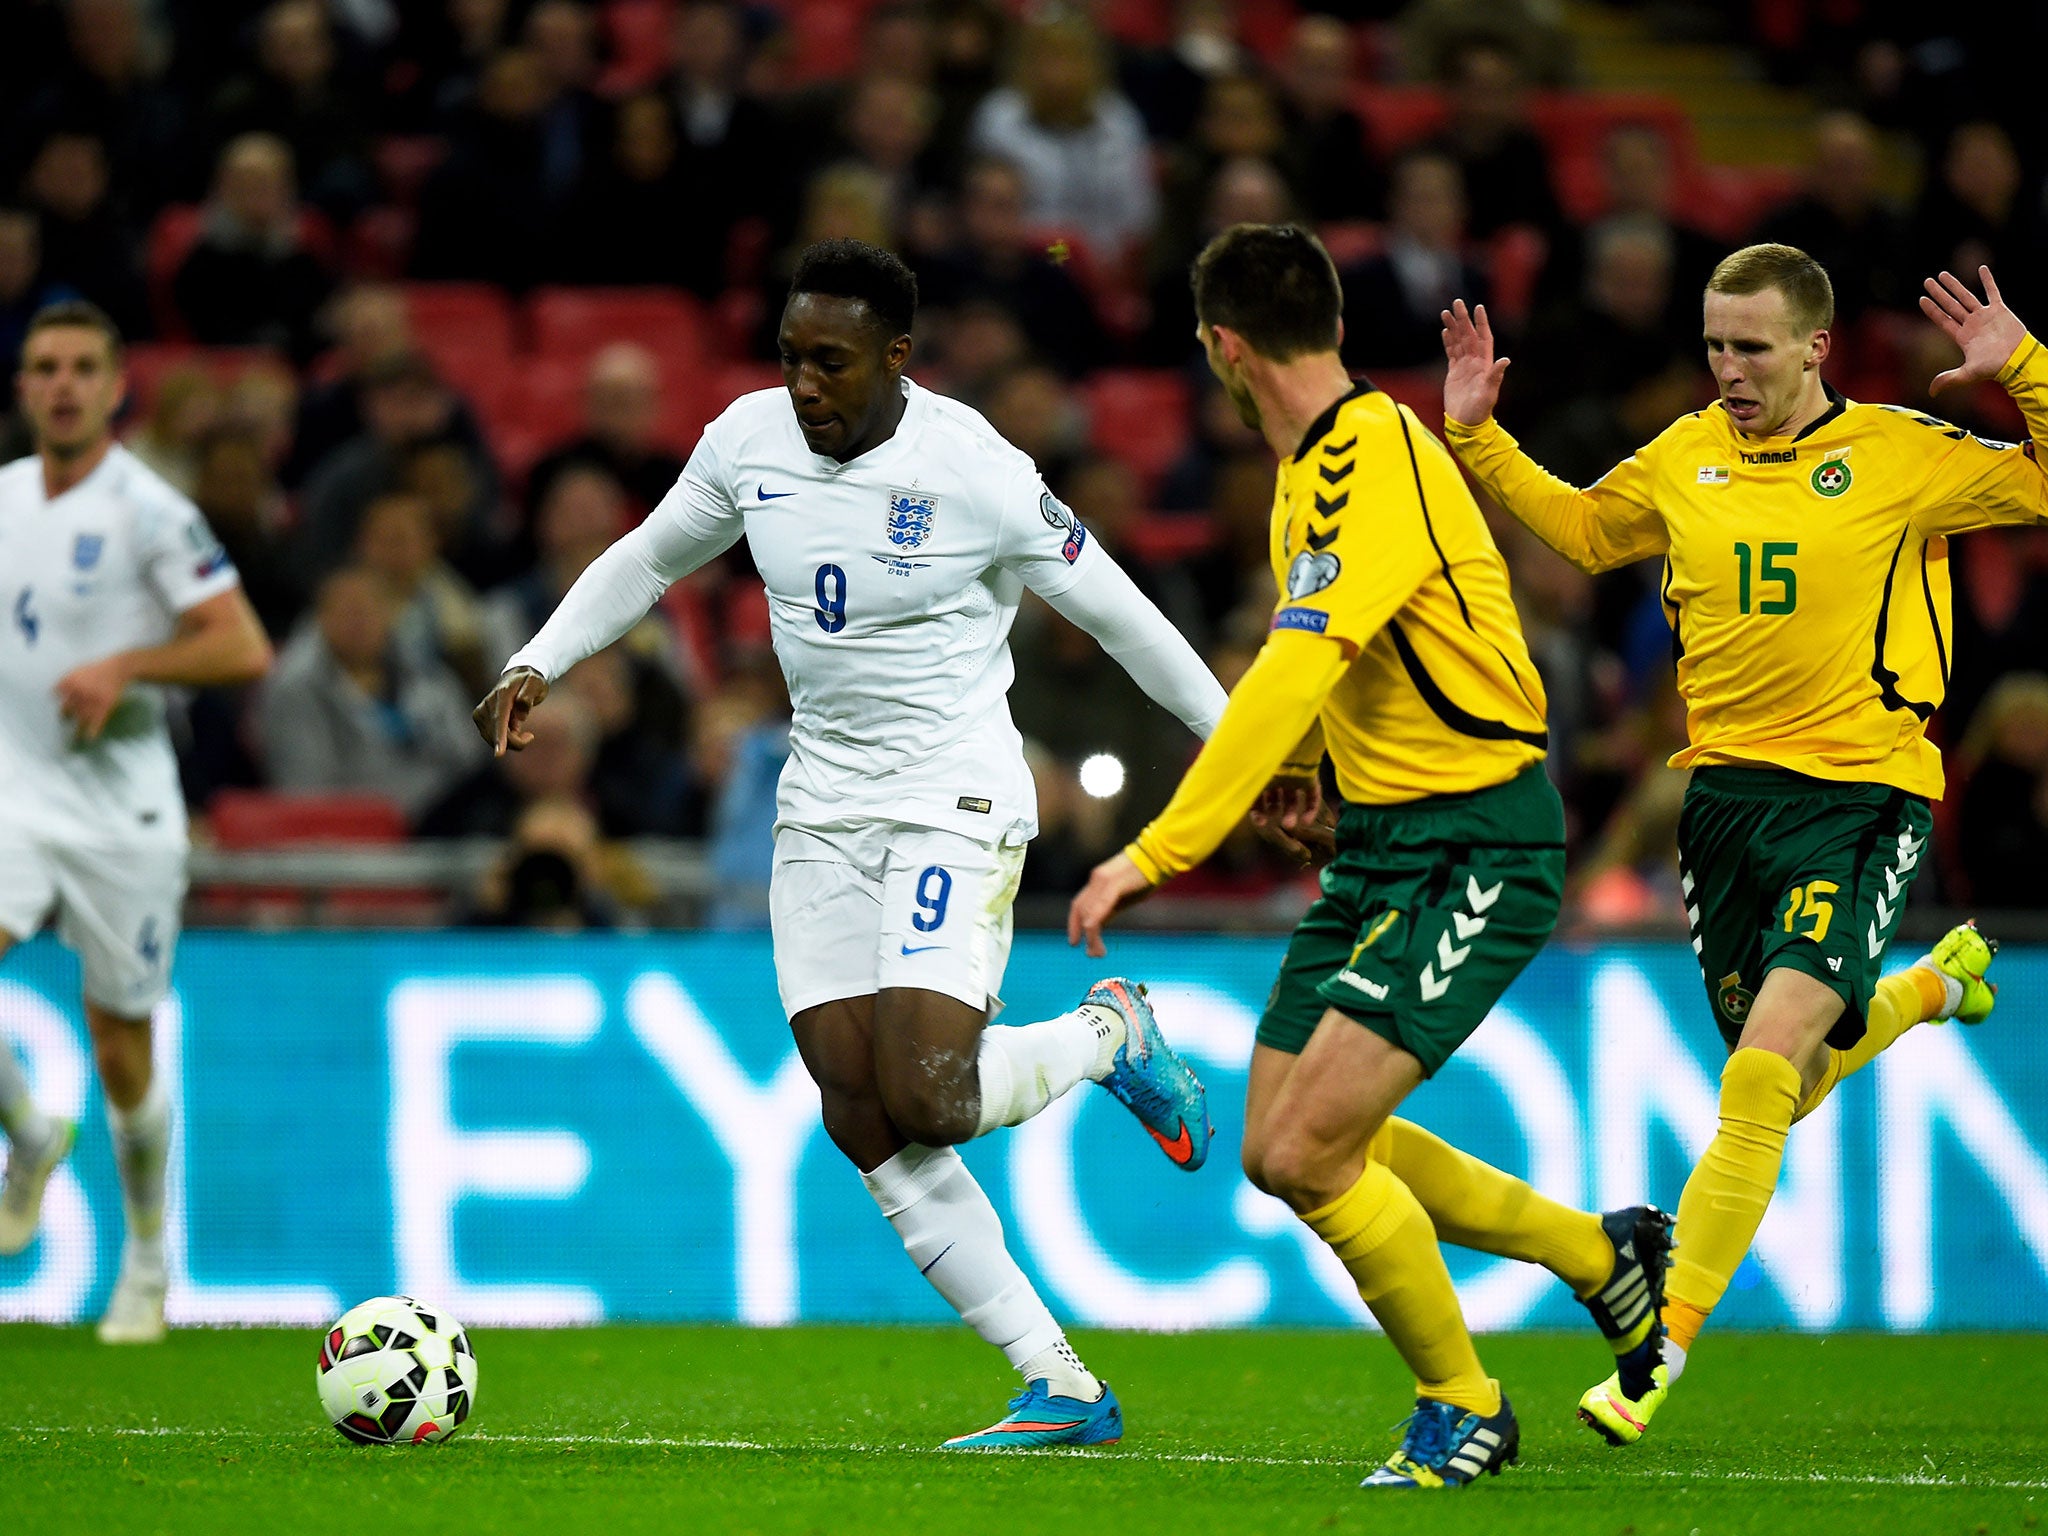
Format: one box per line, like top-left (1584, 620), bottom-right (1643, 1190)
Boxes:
top-left (1078, 753), bottom-right (1126, 798)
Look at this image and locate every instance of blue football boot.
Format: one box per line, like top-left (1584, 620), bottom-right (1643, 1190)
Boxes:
top-left (1088, 978), bottom-right (1213, 1171)
top-left (1361, 1395), bottom-right (1520, 1488)
top-left (941, 1379), bottom-right (1124, 1450)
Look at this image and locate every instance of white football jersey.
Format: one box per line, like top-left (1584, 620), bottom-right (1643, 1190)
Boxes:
top-left (0, 445), bottom-right (240, 842)
top-left (654, 379), bottom-right (1098, 843)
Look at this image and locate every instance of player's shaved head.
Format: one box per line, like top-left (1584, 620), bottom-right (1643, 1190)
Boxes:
top-left (780, 239), bottom-right (918, 461)
top-left (1707, 243), bottom-right (1834, 336)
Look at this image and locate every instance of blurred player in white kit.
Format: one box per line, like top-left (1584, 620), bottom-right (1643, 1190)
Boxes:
top-left (0, 302), bottom-right (273, 1341)
top-left (474, 241), bottom-right (1227, 1448)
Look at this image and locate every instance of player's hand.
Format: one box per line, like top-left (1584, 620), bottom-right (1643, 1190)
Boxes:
top-left (1920, 266), bottom-right (2027, 394)
top-left (473, 667), bottom-right (549, 755)
top-left (55, 653), bottom-right (134, 742)
top-left (1067, 851), bottom-right (1156, 959)
top-left (1441, 299), bottom-right (1511, 426)
top-left (1248, 774), bottom-right (1336, 865)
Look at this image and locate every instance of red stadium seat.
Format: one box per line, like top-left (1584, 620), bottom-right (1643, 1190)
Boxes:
top-left (1317, 220), bottom-right (1383, 269)
top-left (1126, 514), bottom-right (1219, 565)
top-left (1352, 86), bottom-right (1448, 156)
top-left (373, 135), bottom-right (449, 206)
top-left (781, 0), bottom-right (877, 83)
top-left (599, 0), bottom-right (675, 94)
top-left (528, 286), bottom-right (705, 372)
top-left (403, 281), bottom-right (517, 360)
top-left (345, 205), bottom-right (416, 280)
top-left (1083, 370), bottom-right (1192, 486)
top-left (1485, 224), bottom-right (1548, 328)
top-left (144, 204), bottom-right (205, 337)
top-left (119, 343), bottom-right (287, 428)
top-left (208, 790), bottom-right (408, 848)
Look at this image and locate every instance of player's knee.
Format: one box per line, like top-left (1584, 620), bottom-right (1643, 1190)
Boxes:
top-left (878, 1067), bottom-right (977, 1147)
top-left (1256, 1131), bottom-right (1348, 1213)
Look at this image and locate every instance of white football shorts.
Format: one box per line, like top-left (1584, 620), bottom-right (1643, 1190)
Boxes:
top-left (0, 823), bottom-right (186, 1017)
top-left (768, 821), bottom-right (1027, 1017)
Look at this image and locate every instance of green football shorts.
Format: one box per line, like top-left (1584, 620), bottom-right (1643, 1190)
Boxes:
top-left (1256, 763), bottom-right (1566, 1075)
top-left (1679, 766), bottom-right (1933, 1050)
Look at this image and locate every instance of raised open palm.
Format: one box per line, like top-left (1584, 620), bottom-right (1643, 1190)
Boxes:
top-left (1920, 266), bottom-right (2027, 394)
top-left (1441, 299), bottom-right (1511, 426)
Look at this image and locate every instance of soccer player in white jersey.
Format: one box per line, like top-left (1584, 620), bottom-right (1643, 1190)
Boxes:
top-left (0, 302), bottom-right (273, 1342)
top-left (473, 241), bottom-right (1227, 1448)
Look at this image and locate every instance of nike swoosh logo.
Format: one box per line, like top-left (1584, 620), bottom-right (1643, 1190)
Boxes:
top-left (757, 485), bottom-right (796, 500)
top-left (900, 943), bottom-right (944, 956)
top-left (920, 1242), bottom-right (955, 1275)
top-left (1148, 1120), bottom-right (1196, 1165)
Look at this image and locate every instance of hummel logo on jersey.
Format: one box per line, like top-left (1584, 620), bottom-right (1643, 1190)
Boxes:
top-left (1827, 956), bottom-right (1842, 972)
top-left (1335, 968), bottom-right (1389, 1000)
top-left (757, 485), bottom-right (796, 500)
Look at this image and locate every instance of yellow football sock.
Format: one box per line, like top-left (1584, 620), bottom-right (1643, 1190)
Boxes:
top-left (1383, 1117), bottom-right (1614, 1297)
top-left (1663, 1048), bottom-right (1801, 1346)
top-left (1792, 967), bottom-right (1946, 1123)
top-left (1301, 1160), bottom-right (1500, 1417)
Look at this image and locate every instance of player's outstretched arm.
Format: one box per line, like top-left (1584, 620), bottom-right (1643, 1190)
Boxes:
top-left (1441, 299), bottom-right (1512, 427)
top-left (1438, 301), bottom-right (1668, 575)
top-left (1920, 266), bottom-right (2028, 394)
top-left (486, 474), bottom-right (743, 746)
top-left (1911, 265), bottom-right (2048, 533)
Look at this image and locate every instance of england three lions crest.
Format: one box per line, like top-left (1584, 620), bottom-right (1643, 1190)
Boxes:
top-left (886, 488), bottom-right (939, 549)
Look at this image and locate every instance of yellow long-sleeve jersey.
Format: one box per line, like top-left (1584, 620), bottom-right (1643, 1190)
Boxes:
top-left (1128, 382), bottom-right (1548, 884)
top-left (1444, 334), bottom-right (2048, 800)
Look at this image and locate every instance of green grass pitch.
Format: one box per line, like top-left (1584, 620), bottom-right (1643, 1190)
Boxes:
top-left (5, 1324), bottom-right (2043, 1536)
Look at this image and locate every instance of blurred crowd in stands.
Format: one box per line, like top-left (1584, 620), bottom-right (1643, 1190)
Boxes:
top-left (4, 0), bottom-right (2048, 926)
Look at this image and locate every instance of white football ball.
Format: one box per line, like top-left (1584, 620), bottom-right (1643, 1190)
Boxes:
top-left (316, 1295), bottom-right (478, 1445)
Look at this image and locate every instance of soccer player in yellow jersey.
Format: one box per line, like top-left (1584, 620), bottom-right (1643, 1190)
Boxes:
top-left (1440, 245), bottom-right (2037, 1443)
top-left (1069, 224), bottom-right (1676, 1489)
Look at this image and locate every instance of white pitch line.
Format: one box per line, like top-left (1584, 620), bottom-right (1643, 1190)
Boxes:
top-left (14, 1425), bottom-right (2047, 1490)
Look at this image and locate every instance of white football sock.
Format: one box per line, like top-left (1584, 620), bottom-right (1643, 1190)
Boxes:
top-left (108, 1076), bottom-right (168, 1277)
top-left (971, 1005), bottom-right (1126, 1138)
top-left (1661, 1336), bottom-right (1688, 1384)
top-left (1015, 1337), bottom-right (1103, 1403)
top-left (862, 1143), bottom-right (1098, 1398)
top-left (0, 1045), bottom-right (54, 1151)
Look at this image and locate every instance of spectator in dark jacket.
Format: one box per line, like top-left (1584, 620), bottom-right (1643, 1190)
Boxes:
top-left (920, 157), bottom-right (1105, 376)
top-left (173, 133), bottom-right (333, 362)
top-left (1753, 112), bottom-right (1911, 324)
top-left (206, 0), bottom-right (375, 219)
top-left (1425, 39), bottom-right (1561, 240)
top-left (412, 48), bottom-right (563, 289)
top-left (1957, 674), bottom-right (2048, 908)
top-left (20, 131), bottom-right (149, 339)
top-left (1341, 150), bottom-right (1490, 370)
top-left (1277, 14), bottom-right (1382, 223)
top-left (568, 92), bottom-right (718, 293)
